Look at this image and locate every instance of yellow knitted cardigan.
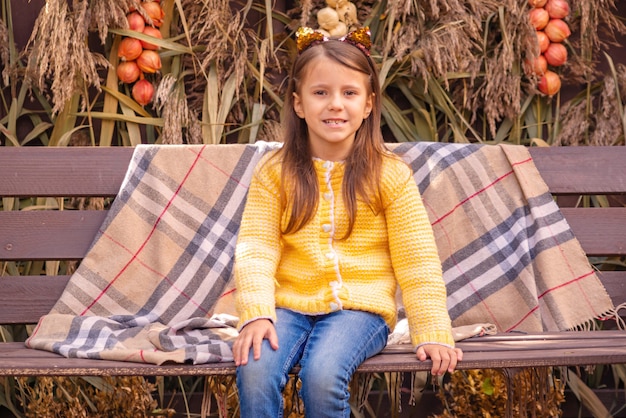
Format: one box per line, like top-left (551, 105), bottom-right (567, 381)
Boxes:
top-left (234, 151), bottom-right (455, 348)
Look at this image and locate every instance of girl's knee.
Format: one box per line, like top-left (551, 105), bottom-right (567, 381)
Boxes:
top-left (298, 367), bottom-right (351, 417)
top-left (237, 356), bottom-right (284, 387)
top-left (299, 365), bottom-right (348, 397)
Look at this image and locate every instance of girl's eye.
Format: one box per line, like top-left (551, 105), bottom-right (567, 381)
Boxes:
top-left (313, 90), bottom-right (326, 95)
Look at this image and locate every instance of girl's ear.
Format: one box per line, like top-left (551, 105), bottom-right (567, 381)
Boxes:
top-left (293, 92), bottom-right (304, 118)
top-left (364, 93), bottom-right (374, 119)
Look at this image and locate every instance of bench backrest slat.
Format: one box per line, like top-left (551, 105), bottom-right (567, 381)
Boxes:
top-left (0, 147), bottom-right (131, 197)
top-left (0, 209), bottom-right (622, 260)
top-left (1, 147), bottom-right (624, 196)
top-left (0, 211), bottom-right (107, 260)
top-left (601, 271), bottom-right (626, 308)
top-left (529, 146), bottom-right (626, 195)
top-left (1, 145), bottom-right (624, 326)
top-left (0, 276), bottom-right (69, 324)
top-left (562, 208), bottom-right (626, 256)
top-left (2, 271), bottom-right (624, 325)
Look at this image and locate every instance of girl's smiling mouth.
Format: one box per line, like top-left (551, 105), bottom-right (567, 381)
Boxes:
top-left (324, 119), bottom-right (347, 125)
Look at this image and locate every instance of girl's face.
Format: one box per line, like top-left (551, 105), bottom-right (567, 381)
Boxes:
top-left (293, 55), bottom-right (373, 161)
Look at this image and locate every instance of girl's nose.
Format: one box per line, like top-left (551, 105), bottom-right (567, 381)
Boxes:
top-left (328, 93), bottom-right (343, 110)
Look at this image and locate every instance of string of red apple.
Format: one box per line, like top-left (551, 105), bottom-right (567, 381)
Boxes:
top-left (527, 0), bottom-right (570, 96)
top-left (116, 0), bottom-right (164, 106)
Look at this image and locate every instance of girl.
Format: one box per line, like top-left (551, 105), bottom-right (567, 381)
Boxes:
top-left (233, 27), bottom-right (462, 417)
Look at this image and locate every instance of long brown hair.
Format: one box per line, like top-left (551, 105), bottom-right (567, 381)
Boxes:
top-left (277, 39), bottom-right (388, 238)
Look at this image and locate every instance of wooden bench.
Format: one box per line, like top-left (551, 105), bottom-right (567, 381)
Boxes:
top-left (1, 145), bottom-right (626, 415)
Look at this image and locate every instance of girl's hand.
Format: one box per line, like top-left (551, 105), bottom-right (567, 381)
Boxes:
top-left (416, 344), bottom-right (463, 376)
top-left (232, 319), bottom-right (279, 366)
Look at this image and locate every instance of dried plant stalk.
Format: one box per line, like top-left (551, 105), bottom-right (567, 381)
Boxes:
top-left (567, 0), bottom-right (626, 82)
top-left (25, 0), bottom-right (140, 115)
top-left (16, 376), bottom-right (164, 418)
top-left (0, 18), bottom-right (8, 87)
top-left (590, 74), bottom-right (623, 146)
top-left (180, 0), bottom-right (250, 112)
top-left (387, 0), bottom-right (487, 80)
top-left (257, 119), bottom-right (285, 143)
top-left (434, 367), bottom-right (564, 417)
top-left (379, 0), bottom-right (539, 137)
top-left (155, 74), bottom-right (189, 144)
top-left (555, 100), bottom-right (590, 146)
top-left (558, 62), bottom-right (626, 146)
top-left (475, 0), bottom-right (539, 135)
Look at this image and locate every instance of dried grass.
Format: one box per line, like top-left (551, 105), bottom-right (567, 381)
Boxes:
top-left (24, 0), bottom-right (140, 115)
top-left (155, 74), bottom-right (194, 144)
top-left (590, 73), bottom-right (624, 146)
top-left (17, 0), bottom-right (626, 143)
top-left (281, 376), bottom-right (305, 418)
top-left (16, 376), bottom-right (169, 418)
top-left (388, 0), bottom-right (486, 78)
top-left (298, 0), bottom-right (316, 28)
top-left (379, 0), bottom-right (540, 137)
top-left (203, 367), bottom-right (563, 417)
top-left (257, 118), bottom-right (285, 144)
top-left (88, 0), bottom-right (143, 43)
top-left (566, 0), bottom-right (626, 83)
top-left (292, 0), bottom-right (625, 141)
top-left (433, 367), bottom-right (565, 417)
top-left (290, 1), bottom-right (549, 138)
top-left (557, 63), bottom-right (626, 146)
top-left (477, 0), bottom-right (539, 135)
top-left (0, 18), bottom-right (8, 87)
top-left (205, 376), bottom-right (239, 417)
top-left (173, 0), bottom-right (291, 142)
top-left (202, 375), bottom-right (303, 417)
top-left (179, 0), bottom-right (250, 113)
top-left (591, 63), bottom-right (626, 146)
top-left (555, 99), bottom-right (590, 146)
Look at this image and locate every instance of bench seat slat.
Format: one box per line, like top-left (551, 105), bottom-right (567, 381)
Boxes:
top-left (2, 331), bottom-right (626, 377)
top-left (361, 347), bottom-right (626, 372)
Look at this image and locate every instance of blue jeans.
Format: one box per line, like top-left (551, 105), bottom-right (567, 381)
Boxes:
top-left (236, 308), bottom-right (389, 418)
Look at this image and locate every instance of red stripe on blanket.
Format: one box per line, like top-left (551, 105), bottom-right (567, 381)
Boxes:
top-left (220, 288), bottom-right (236, 298)
top-left (543, 218), bottom-right (603, 317)
top-left (196, 149), bottom-right (250, 189)
top-left (431, 157), bottom-right (533, 226)
top-left (25, 320), bottom-right (44, 346)
top-left (505, 270), bottom-right (597, 331)
top-left (423, 157), bottom-right (533, 329)
top-left (95, 229), bottom-right (211, 315)
top-left (424, 195), bottom-right (504, 330)
top-left (80, 146), bottom-right (208, 316)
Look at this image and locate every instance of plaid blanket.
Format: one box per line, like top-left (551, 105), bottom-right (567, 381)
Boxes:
top-left (26, 142), bottom-right (614, 364)
top-left (394, 142), bottom-right (613, 333)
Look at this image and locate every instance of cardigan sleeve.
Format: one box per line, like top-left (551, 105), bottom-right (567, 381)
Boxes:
top-left (384, 162), bottom-right (455, 348)
top-left (234, 159), bottom-right (282, 329)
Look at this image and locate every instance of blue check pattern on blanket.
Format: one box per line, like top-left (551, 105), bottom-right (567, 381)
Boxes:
top-left (26, 142), bottom-right (614, 364)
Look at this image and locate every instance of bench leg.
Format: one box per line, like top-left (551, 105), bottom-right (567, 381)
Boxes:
top-left (501, 366), bottom-right (564, 417)
top-left (502, 368), bottom-right (516, 418)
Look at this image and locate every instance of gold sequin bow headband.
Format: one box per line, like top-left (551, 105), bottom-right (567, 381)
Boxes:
top-left (296, 26), bottom-right (372, 57)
